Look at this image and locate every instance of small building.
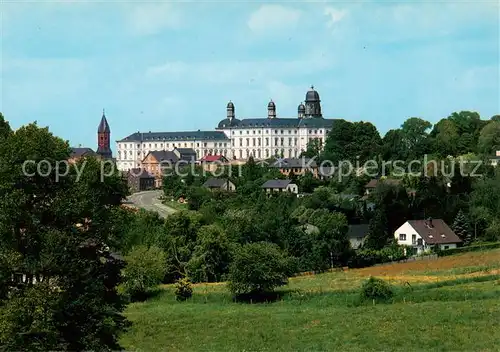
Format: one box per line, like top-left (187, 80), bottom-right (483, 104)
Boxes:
top-left (270, 158), bottom-right (318, 178)
top-left (347, 224), bottom-right (370, 250)
top-left (141, 151), bottom-right (178, 188)
top-left (127, 168), bottom-right (155, 193)
top-left (69, 147), bottom-right (99, 164)
top-left (173, 147), bottom-right (197, 163)
top-left (203, 178), bottom-right (236, 192)
top-left (261, 179), bottom-right (298, 194)
top-left (364, 178), bottom-right (402, 195)
top-left (200, 155), bottom-right (229, 172)
top-left (491, 151), bottom-right (500, 167)
top-left (394, 218), bottom-right (462, 255)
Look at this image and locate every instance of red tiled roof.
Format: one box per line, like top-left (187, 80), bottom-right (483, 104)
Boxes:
top-left (201, 155), bottom-right (226, 162)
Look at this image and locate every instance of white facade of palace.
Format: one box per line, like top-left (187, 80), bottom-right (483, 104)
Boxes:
top-left (115, 87), bottom-right (336, 171)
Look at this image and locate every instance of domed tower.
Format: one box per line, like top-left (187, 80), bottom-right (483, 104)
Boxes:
top-left (304, 85), bottom-right (322, 118)
top-left (227, 101), bottom-right (235, 121)
top-left (297, 102), bottom-right (305, 119)
top-left (97, 109), bottom-right (112, 159)
top-left (268, 100), bottom-right (276, 119)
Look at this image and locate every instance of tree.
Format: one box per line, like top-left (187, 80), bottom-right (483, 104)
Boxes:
top-left (351, 121), bottom-right (382, 163)
top-left (322, 119), bottom-right (355, 163)
top-left (187, 225), bottom-right (231, 282)
top-left (0, 113), bottom-right (12, 143)
top-left (477, 121), bottom-right (500, 155)
top-left (364, 207), bottom-right (390, 250)
top-left (431, 119), bottom-right (459, 157)
top-left (302, 138), bottom-right (322, 159)
top-left (381, 129), bottom-right (407, 161)
top-left (0, 122), bottom-right (129, 350)
top-left (122, 245), bottom-right (166, 300)
top-left (452, 210), bottom-right (472, 245)
top-left (228, 242), bottom-right (291, 296)
top-left (401, 117), bottom-right (432, 159)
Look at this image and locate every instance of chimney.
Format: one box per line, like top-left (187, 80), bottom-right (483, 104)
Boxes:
top-left (428, 217), bottom-right (433, 227)
top-left (496, 151), bottom-right (500, 157)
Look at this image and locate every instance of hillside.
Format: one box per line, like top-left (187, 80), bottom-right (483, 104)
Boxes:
top-left (121, 249), bottom-right (500, 351)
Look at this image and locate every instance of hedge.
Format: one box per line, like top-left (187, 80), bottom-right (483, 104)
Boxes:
top-left (348, 246), bottom-right (407, 268)
top-left (436, 242), bottom-right (500, 257)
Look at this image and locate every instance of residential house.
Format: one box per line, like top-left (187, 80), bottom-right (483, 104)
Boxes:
top-left (69, 147), bottom-right (99, 164)
top-left (261, 179), bottom-right (298, 194)
top-left (173, 147), bottom-right (197, 163)
top-left (364, 178), bottom-right (402, 195)
top-left (199, 154), bottom-right (229, 172)
top-left (394, 218), bottom-right (462, 255)
top-left (127, 168), bottom-right (155, 193)
top-left (347, 224), bottom-right (370, 250)
top-left (270, 158), bottom-right (318, 178)
top-left (202, 178), bottom-right (236, 192)
top-left (141, 150), bottom-right (178, 187)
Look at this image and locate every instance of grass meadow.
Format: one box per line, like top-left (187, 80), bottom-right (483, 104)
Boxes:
top-left (121, 249), bottom-right (500, 352)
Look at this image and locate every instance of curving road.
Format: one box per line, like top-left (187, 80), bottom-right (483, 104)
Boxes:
top-left (126, 190), bottom-right (176, 218)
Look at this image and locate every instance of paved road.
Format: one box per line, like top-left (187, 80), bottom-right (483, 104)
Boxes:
top-left (126, 190), bottom-right (177, 218)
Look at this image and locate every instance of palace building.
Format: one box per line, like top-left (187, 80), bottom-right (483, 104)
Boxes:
top-left (115, 86), bottom-right (337, 171)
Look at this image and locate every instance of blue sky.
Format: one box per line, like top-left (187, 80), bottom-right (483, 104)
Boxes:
top-left (1, 1), bottom-right (499, 151)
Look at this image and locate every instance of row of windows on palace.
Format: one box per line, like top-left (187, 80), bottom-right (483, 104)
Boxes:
top-left (227, 128), bottom-right (329, 135)
top-left (118, 136), bottom-right (321, 151)
top-left (117, 128), bottom-right (330, 149)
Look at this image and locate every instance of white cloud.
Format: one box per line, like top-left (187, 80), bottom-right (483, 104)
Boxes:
top-left (145, 52), bottom-right (335, 86)
top-left (324, 7), bottom-right (348, 27)
top-left (125, 3), bottom-right (182, 35)
top-left (247, 5), bottom-right (302, 35)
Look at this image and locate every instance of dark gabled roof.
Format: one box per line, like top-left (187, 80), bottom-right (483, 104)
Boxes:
top-left (174, 148), bottom-right (197, 161)
top-left (271, 158), bottom-right (317, 168)
top-left (347, 224), bottom-right (370, 239)
top-left (261, 179), bottom-right (293, 189)
top-left (407, 219), bottom-right (462, 245)
top-left (203, 178), bottom-right (231, 188)
top-left (118, 130), bottom-right (229, 142)
top-left (128, 168), bottom-right (154, 179)
top-left (71, 147), bottom-right (97, 158)
top-left (216, 117), bottom-right (338, 129)
top-left (144, 150), bottom-right (178, 163)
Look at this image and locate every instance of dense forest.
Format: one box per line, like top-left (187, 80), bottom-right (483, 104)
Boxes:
top-left (1, 111), bottom-right (499, 350)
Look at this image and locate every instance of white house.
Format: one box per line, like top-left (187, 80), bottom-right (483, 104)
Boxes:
top-left (394, 219), bottom-right (462, 255)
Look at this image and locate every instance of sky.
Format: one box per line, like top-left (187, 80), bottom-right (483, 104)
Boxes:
top-left (1, 0), bottom-right (499, 151)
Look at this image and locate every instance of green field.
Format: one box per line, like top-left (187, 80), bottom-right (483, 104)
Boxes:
top-left (121, 250), bottom-right (500, 351)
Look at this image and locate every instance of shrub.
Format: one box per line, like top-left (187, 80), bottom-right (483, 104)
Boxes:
top-left (228, 242), bottom-right (292, 296)
top-left (360, 277), bottom-right (394, 302)
top-left (174, 277), bottom-right (193, 301)
top-left (436, 242), bottom-right (500, 257)
top-left (122, 245), bottom-right (166, 300)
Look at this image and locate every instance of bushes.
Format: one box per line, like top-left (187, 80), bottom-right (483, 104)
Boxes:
top-left (360, 277), bottom-right (394, 303)
top-left (228, 242), bottom-right (292, 296)
top-left (174, 278), bottom-right (193, 301)
top-left (122, 245), bottom-right (166, 300)
top-left (436, 242), bottom-right (500, 257)
top-left (348, 245), bottom-right (407, 268)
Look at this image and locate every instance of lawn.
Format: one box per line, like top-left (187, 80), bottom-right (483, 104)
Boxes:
top-left (121, 249), bottom-right (500, 352)
top-left (162, 200), bottom-right (188, 211)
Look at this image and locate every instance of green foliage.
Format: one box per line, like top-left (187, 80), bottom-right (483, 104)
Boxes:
top-left (228, 242), bottom-right (291, 295)
top-left (174, 277), bottom-right (193, 301)
top-left (0, 121), bottom-right (130, 350)
top-left (349, 245), bottom-right (407, 268)
top-left (360, 277), bottom-right (394, 302)
top-left (364, 207), bottom-right (390, 250)
top-left (452, 210), bottom-right (472, 245)
top-left (187, 225), bottom-right (231, 283)
top-left (122, 246), bottom-right (166, 300)
top-left (436, 242), bottom-right (500, 257)
top-left (477, 121), bottom-right (500, 155)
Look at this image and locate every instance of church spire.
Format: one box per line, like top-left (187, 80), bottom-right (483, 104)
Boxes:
top-left (97, 109), bottom-right (112, 159)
